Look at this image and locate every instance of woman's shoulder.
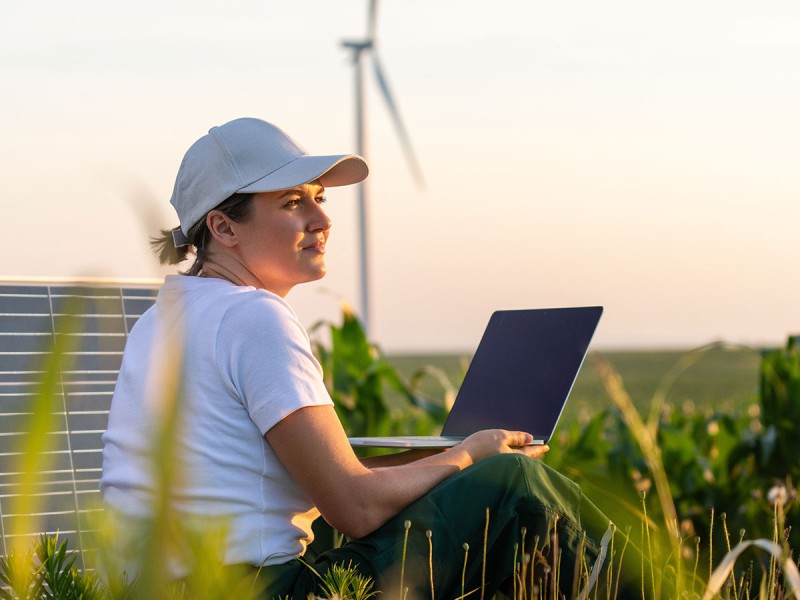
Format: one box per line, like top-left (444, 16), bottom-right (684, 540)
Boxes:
top-left (225, 286), bottom-right (297, 323)
top-left (159, 275), bottom-right (303, 341)
top-left (215, 286), bottom-right (318, 374)
top-left (210, 285), bottom-right (307, 345)
top-left (164, 275), bottom-right (295, 316)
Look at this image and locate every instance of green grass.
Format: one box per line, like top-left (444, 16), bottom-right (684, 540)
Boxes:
top-left (2, 350), bottom-right (795, 599)
top-left (3, 296), bottom-right (791, 599)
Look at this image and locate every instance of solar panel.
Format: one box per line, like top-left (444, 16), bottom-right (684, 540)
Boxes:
top-left (0, 281), bottom-right (158, 560)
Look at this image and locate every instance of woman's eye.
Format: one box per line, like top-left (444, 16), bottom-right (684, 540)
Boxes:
top-left (316, 196), bottom-right (327, 205)
top-left (284, 199), bottom-right (301, 208)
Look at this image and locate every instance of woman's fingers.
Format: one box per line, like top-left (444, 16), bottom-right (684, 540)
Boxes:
top-left (503, 430), bottom-right (534, 448)
top-left (459, 429), bottom-right (550, 462)
top-left (518, 443), bottom-right (550, 459)
top-left (501, 430), bottom-right (549, 458)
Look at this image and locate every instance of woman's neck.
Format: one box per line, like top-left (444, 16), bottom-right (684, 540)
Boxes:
top-left (199, 259), bottom-right (291, 298)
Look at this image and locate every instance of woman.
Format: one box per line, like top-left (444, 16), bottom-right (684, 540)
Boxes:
top-left (101, 118), bottom-right (623, 599)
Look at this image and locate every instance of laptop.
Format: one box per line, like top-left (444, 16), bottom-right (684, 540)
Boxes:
top-left (348, 306), bottom-right (603, 448)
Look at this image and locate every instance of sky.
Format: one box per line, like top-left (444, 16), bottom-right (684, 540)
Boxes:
top-left (1, 1), bottom-right (798, 353)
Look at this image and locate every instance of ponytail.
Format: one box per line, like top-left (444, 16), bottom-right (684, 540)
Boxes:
top-left (150, 229), bottom-right (192, 266)
top-left (150, 193), bottom-right (255, 276)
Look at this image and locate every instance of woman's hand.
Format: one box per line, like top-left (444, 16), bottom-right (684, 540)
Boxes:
top-left (457, 429), bottom-right (549, 463)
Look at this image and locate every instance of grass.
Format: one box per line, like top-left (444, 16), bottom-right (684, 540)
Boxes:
top-left (1, 295), bottom-right (795, 598)
top-left (383, 342), bottom-right (799, 599)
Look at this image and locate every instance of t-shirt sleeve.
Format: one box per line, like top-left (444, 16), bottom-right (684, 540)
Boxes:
top-left (216, 293), bottom-right (333, 434)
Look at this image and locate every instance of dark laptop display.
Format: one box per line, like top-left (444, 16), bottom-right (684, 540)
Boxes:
top-left (349, 306), bottom-right (603, 448)
top-left (441, 306), bottom-right (603, 441)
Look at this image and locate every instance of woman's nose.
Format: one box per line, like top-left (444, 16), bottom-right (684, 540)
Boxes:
top-left (308, 204), bottom-right (332, 232)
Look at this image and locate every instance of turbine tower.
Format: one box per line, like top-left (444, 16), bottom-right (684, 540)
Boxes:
top-left (341, 0), bottom-right (424, 334)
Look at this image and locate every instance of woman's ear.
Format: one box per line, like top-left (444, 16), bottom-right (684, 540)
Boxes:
top-left (206, 210), bottom-right (238, 247)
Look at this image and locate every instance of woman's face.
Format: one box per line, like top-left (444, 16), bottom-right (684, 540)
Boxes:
top-left (229, 182), bottom-right (332, 296)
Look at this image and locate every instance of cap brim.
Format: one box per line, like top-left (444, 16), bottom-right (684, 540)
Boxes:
top-left (238, 154), bottom-right (368, 193)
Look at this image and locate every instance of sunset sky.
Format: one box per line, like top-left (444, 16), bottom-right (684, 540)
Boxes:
top-left (1, 0), bottom-right (798, 352)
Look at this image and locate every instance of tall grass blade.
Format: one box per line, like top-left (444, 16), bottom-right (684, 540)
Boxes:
top-left (613, 527), bottom-right (631, 600)
top-left (639, 491), bottom-right (656, 599)
top-left (592, 355), bottom-right (682, 588)
top-left (721, 512), bottom-right (739, 598)
top-left (709, 507), bottom-right (715, 587)
top-left (481, 507), bottom-right (489, 600)
top-left (128, 316), bottom-right (187, 599)
top-left (517, 527), bottom-right (527, 599)
top-left (702, 539), bottom-right (800, 600)
top-left (461, 542), bottom-right (469, 600)
top-left (577, 524), bottom-right (614, 600)
top-left (426, 529), bottom-right (434, 600)
top-left (399, 519), bottom-right (411, 600)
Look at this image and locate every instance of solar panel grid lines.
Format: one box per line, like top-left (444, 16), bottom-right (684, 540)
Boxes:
top-left (0, 280), bottom-right (159, 558)
top-left (0, 467), bottom-right (100, 481)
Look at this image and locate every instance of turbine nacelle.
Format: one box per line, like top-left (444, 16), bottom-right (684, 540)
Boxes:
top-left (341, 40), bottom-right (374, 54)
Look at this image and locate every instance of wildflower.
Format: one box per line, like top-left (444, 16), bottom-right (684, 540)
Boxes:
top-left (631, 469), bottom-right (652, 493)
top-left (703, 469), bottom-right (714, 484)
top-left (680, 519), bottom-right (695, 536)
top-left (767, 483), bottom-right (788, 507)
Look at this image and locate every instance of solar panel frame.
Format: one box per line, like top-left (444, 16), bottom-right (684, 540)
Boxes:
top-left (0, 280), bottom-right (158, 561)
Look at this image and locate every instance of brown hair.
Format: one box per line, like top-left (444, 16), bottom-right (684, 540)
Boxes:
top-left (151, 193), bottom-right (255, 276)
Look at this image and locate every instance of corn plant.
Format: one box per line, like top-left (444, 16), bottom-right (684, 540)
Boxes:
top-left (310, 303), bottom-right (446, 439)
top-left (546, 337), bottom-right (800, 597)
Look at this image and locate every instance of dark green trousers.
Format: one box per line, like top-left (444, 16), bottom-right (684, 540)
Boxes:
top-left (254, 454), bottom-right (631, 599)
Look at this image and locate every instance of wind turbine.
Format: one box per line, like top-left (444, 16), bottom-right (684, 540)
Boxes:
top-left (341, 0), bottom-right (424, 335)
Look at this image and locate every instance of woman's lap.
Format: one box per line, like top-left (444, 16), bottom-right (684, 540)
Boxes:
top-left (262, 455), bottom-right (616, 599)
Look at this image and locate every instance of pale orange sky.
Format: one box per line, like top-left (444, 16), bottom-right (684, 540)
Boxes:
top-left (1, 1), bottom-right (798, 352)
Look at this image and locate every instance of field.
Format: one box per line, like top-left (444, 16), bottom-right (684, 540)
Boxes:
top-left (387, 344), bottom-right (762, 427)
top-left (3, 312), bottom-right (795, 599)
top-left (361, 342), bottom-right (800, 597)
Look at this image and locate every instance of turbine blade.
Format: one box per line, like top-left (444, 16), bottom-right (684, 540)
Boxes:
top-left (367, 0), bottom-right (378, 41)
top-left (371, 52), bottom-right (426, 189)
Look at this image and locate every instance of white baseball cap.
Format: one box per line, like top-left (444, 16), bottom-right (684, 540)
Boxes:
top-left (170, 118), bottom-right (368, 241)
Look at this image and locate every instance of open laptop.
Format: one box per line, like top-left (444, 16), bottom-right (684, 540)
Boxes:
top-left (349, 306), bottom-right (603, 448)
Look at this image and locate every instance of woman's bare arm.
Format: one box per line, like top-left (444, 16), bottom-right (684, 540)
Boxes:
top-left (265, 404), bottom-right (548, 539)
top-left (358, 448), bottom-right (441, 468)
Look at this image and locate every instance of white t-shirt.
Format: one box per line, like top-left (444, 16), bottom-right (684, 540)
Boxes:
top-left (100, 275), bottom-right (333, 567)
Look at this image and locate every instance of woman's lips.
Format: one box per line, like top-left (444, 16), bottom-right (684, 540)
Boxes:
top-left (301, 241), bottom-right (325, 253)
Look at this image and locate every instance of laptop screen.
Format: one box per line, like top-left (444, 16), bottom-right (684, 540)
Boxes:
top-left (441, 306), bottom-right (603, 441)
